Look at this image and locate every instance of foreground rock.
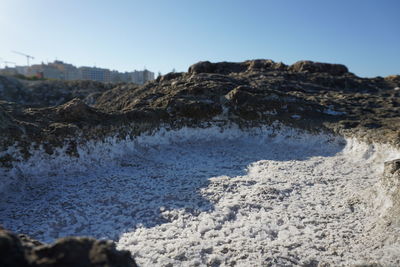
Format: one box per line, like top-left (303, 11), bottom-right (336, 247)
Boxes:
top-left (0, 228), bottom-right (137, 267)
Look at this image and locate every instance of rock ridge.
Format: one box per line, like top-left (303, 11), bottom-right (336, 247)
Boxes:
top-left (1, 59), bottom-right (399, 165)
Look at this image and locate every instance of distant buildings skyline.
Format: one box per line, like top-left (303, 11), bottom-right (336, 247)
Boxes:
top-left (0, 60), bottom-right (155, 84)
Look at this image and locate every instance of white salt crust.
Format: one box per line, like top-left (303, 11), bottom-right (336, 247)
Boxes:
top-left (1, 124), bottom-right (399, 266)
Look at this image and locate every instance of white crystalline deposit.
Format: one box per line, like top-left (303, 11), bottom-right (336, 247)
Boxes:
top-left (1, 124), bottom-right (399, 266)
top-left (0, 124), bottom-right (335, 192)
top-left (323, 109), bottom-right (346, 116)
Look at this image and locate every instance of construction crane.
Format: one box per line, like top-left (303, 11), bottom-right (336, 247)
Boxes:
top-left (12, 51), bottom-right (34, 66)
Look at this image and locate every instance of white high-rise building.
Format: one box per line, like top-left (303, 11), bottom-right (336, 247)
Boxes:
top-left (0, 60), bottom-right (155, 84)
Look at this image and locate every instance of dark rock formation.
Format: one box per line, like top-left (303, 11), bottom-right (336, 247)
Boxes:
top-left (289, 60), bottom-right (348, 76)
top-left (188, 59), bottom-right (287, 75)
top-left (0, 76), bottom-right (113, 107)
top-left (0, 58), bottom-right (399, 161)
top-left (0, 59), bottom-right (400, 265)
top-left (188, 61), bottom-right (247, 74)
top-left (0, 228), bottom-right (137, 267)
top-left (0, 75), bottom-right (26, 103)
top-left (0, 228), bottom-right (30, 267)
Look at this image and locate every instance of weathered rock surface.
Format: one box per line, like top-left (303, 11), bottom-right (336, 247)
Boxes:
top-left (380, 159), bottom-right (400, 226)
top-left (0, 76), bottom-right (112, 107)
top-left (0, 59), bottom-right (399, 163)
top-left (0, 60), bottom-right (399, 162)
top-left (288, 60), bottom-right (349, 75)
top-left (0, 228), bottom-right (137, 267)
top-left (1, 59), bottom-right (400, 265)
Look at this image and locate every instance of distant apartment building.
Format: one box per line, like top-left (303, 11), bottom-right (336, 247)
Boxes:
top-left (0, 67), bottom-right (18, 76)
top-left (110, 71), bottom-right (131, 83)
top-left (51, 61), bottom-right (80, 80)
top-left (1, 60), bottom-right (155, 84)
top-left (129, 69), bottom-right (155, 84)
top-left (79, 66), bottom-right (111, 83)
top-left (27, 63), bottom-right (64, 80)
top-left (144, 69), bottom-right (155, 82)
top-left (15, 66), bottom-right (29, 76)
top-left (0, 66), bottom-right (30, 76)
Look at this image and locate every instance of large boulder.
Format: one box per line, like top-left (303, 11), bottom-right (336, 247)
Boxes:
top-left (188, 61), bottom-right (215, 74)
top-left (245, 59), bottom-right (287, 71)
top-left (0, 228), bottom-right (137, 267)
top-left (30, 237), bottom-right (137, 267)
top-left (188, 61), bottom-right (247, 75)
top-left (188, 60), bottom-right (287, 75)
top-left (0, 229), bottom-right (30, 267)
top-left (289, 60), bottom-right (349, 76)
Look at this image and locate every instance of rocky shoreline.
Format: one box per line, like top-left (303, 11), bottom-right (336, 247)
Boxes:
top-left (1, 59), bottom-right (400, 266)
top-left (1, 60), bottom-right (399, 164)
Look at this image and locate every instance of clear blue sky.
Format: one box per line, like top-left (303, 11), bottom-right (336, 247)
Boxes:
top-left (1, 0), bottom-right (399, 77)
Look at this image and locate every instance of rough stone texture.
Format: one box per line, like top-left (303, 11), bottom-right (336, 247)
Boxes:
top-left (0, 58), bottom-right (399, 159)
top-left (0, 75), bottom-right (26, 103)
top-left (0, 228), bottom-right (30, 267)
top-left (1, 59), bottom-right (400, 265)
top-left (0, 228), bottom-right (137, 267)
top-left (188, 59), bottom-right (287, 75)
top-left (0, 76), bottom-right (113, 107)
top-left (289, 60), bottom-right (349, 76)
top-left (381, 159), bottom-right (400, 226)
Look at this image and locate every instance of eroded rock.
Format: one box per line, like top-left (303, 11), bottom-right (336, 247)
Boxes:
top-left (289, 60), bottom-right (349, 76)
top-left (0, 228), bottom-right (137, 267)
top-left (0, 229), bottom-right (29, 267)
top-left (0, 58), bottom-right (399, 164)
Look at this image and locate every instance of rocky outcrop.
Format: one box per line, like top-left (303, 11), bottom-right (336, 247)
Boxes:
top-left (188, 61), bottom-right (248, 74)
top-left (384, 75), bottom-right (400, 88)
top-left (188, 59), bottom-right (287, 75)
top-left (0, 59), bottom-right (400, 265)
top-left (289, 60), bottom-right (349, 76)
top-left (0, 58), bottom-right (399, 160)
top-left (188, 59), bottom-right (349, 76)
top-left (0, 228), bottom-right (137, 267)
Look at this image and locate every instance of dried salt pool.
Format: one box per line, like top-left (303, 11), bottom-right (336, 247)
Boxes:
top-left (1, 126), bottom-right (399, 266)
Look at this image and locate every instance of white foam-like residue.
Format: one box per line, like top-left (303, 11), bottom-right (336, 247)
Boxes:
top-left (323, 109), bottom-right (346, 116)
top-left (342, 137), bottom-right (400, 172)
top-left (0, 123), bottom-right (339, 192)
top-left (324, 105), bottom-right (346, 116)
top-left (291, 114), bottom-right (301, 119)
top-left (1, 124), bottom-right (400, 266)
